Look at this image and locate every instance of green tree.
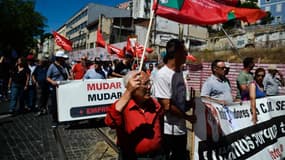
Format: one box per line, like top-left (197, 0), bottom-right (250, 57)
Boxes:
top-left (0, 0), bottom-right (46, 57)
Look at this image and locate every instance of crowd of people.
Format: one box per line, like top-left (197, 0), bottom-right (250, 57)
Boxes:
top-left (201, 57), bottom-right (284, 125)
top-left (1, 38), bottom-right (285, 160)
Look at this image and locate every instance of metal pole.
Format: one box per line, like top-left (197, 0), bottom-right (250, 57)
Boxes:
top-left (221, 26), bottom-right (243, 59)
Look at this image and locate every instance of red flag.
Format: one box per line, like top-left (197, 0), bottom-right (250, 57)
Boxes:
top-left (126, 37), bottom-right (136, 55)
top-left (126, 37), bottom-right (153, 57)
top-left (153, 0), bottom-right (266, 25)
top-left (215, 0), bottom-right (239, 6)
top-left (187, 54), bottom-right (197, 62)
top-left (53, 31), bottom-right (72, 51)
top-left (96, 28), bottom-right (106, 48)
top-left (107, 44), bottom-right (125, 58)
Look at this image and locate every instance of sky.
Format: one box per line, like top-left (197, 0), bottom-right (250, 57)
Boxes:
top-left (35, 0), bottom-right (127, 33)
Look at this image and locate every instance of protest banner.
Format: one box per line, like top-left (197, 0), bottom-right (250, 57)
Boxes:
top-left (57, 78), bottom-right (125, 122)
top-left (193, 96), bottom-right (285, 160)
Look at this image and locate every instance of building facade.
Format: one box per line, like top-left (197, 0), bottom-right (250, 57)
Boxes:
top-left (259, 0), bottom-right (285, 24)
top-left (64, 3), bottom-right (130, 51)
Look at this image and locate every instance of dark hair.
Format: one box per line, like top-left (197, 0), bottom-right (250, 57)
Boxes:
top-left (254, 67), bottom-right (265, 79)
top-left (211, 59), bottom-right (224, 74)
top-left (163, 39), bottom-right (185, 64)
top-left (243, 57), bottom-right (254, 68)
top-left (125, 53), bottom-right (133, 59)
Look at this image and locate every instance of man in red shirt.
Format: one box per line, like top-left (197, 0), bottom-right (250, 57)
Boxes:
top-left (105, 71), bottom-right (165, 160)
top-left (72, 56), bottom-right (87, 79)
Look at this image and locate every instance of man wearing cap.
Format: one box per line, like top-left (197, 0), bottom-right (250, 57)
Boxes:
top-left (46, 50), bottom-right (70, 126)
top-left (83, 59), bottom-right (105, 79)
top-left (263, 64), bottom-right (284, 96)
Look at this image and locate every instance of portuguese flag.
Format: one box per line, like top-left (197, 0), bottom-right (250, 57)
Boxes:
top-left (153, 0), bottom-right (267, 25)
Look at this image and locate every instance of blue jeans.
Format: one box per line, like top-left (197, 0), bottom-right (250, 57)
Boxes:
top-left (9, 83), bottom-right (25, 112)
top-left (25, 85), bottom-right (37, 110)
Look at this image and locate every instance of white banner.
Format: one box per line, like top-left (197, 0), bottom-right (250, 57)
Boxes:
top-left (57, 78), bottom-right (125, 122)
top-left (193, 96), bottom-right (285, 160)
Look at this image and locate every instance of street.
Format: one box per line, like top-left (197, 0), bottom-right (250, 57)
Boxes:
top-left (0, 101), bottom-right (117, 160)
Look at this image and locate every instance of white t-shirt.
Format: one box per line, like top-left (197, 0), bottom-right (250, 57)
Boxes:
top-left (154, 65), bottom-right (187, 135)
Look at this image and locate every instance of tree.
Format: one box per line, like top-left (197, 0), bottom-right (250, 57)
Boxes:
top-left (0, 0), bottom-right (46, 57)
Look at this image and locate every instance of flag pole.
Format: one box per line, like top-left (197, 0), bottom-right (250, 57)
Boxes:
top-left (138, 10), bottom-right (154, 72)
top-left (221, 26), bottom-right (243, 59)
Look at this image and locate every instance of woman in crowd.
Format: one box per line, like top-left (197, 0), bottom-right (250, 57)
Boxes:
top-left (8, 57), bottom-right (30, 113)
top-left (249, 68), bottom-right (266, 125)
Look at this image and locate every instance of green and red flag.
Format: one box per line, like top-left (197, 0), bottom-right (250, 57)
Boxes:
top-left (153, 0), bottom-right (267, 25)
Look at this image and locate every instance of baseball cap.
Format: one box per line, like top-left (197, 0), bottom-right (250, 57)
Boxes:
top-left (55, 50), bottom-right (68, 58)
top-left (26, 54), bottom-right (34, 60)
top-left (268, 64), bottom-right (277, 70)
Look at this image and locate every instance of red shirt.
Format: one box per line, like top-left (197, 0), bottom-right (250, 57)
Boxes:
top-left (105, 98), bottom-right (163, 155)
top-left (72, 63), bottom-right (85, 79)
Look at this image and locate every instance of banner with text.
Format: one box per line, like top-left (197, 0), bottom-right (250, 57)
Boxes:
top-left (57, 78), bottom-right (125, 122)
top-left (193, 96), bottom-right (285, 160)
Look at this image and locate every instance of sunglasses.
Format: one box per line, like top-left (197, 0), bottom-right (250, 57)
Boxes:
top-left (256, 74), bottom-right (265, 78)
top-left (216, 66), bottom-right (227, 70)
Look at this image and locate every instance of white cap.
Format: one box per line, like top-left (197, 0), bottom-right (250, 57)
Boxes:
top-left (268, 64), bottom-right (277, 70)
top-left (55, 50), bottom-right (68, 58)
top-left (224, 62), bottom-right (230, 68)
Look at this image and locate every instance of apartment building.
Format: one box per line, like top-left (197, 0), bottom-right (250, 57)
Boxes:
top-left (64, 3), bottom-right (130, 51)
top-left (259, 0), bottom-right (285, 24)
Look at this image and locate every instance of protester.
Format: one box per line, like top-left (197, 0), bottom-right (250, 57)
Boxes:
top-left (105, 71), bottom-right (165, 160)
top-left (224, 62), bottom-right (231, 87)
top-left (102, 61), bottom-right (113, 78)
top-left (153, 39), bottom-right (196, 160)
top-left (71, 55), bottom-right (87, 79)
top-left (201, 59), bottom-right (233, 105)
top-left (263, 64), bottom-right (285, 96)
top-left (0, 55), bottom-right (10, 102)
top-left (46, 50), bottom-right (69, 127)
top-left (83, 59), bottom-right (105, 79)
top-left (236, 57), bottom-right (255, 101)
top-left (112, 53), bottom-right (133, 77)
top-left (25, 54), bottom-right (37, 111)
top-left (33, 56), bottom-right (50, 116)
top-left (249, 68), bottom-right (266, 125)
top-left (8, 57), bottom-right (30, 114)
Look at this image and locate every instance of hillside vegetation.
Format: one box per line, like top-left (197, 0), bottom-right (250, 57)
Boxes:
top-left (192, 47), bottom-right (285, 64)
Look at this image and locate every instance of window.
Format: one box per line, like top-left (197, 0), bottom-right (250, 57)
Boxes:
top-left (276, 16), bottom-right (282, 23)
top-left (276, 4), bottom-right (282, 12)
top-left (265, 6), bottom-right (271, 11)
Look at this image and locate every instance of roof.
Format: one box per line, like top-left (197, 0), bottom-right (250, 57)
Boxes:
top-left (87, 3), bottom-right (131, 24)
